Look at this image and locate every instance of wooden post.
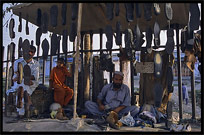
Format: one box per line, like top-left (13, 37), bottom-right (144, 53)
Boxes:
top-left (73, 3), bottom-right (83, 119)
top-left (5, 45), bottom-right (10, 117)
top-left (191, 70), bottom-right (196, 120)
top-left (176, 25), bottom-right (183, 120)
top-left (84, 34), bottom-right (91, 101)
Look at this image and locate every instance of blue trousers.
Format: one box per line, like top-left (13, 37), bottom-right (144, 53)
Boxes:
top-left (85, 100), bottom-right (139, 118)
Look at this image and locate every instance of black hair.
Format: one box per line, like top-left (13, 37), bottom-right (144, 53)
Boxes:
top-left (57, 57), bottom-right (65, 63)
top-left (30, 45), bottom-right (36, 53)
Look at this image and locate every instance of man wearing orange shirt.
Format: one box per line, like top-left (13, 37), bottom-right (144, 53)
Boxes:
top-left (49, 57), bottom-right (73, 107)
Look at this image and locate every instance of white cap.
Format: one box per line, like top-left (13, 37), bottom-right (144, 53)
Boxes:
top-left (113, 71), bottom-right (124, 77)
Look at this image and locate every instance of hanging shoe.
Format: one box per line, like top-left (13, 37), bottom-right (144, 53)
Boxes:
top-left (25, 14), bottom-right (29, 35)
top-left (125, 3), bottom-right (134, 22)
top-left (9, 42), bottom-right (15, 62)
top-left (135, 3), bottom-right (141, 18)
top-left (18, 12), bottom-right (22, 32)
top-left (9, 18), bottom-right (15, 39)
top-left (18, 37), bottom-right (23, 57)
top-left (154, 52), bottom-right (162, 78)
top-left (165, 3), bottom-right (173, 20)
top-left (42, 38), bottom-right (49, 60)
top-left (133, 25), bottom-right (143, 51)
top-left (144, 3), bottom-right (152, 21)
top-left (36, 27), bottom-right (42, 46)
top-left (154, 21), bottom-right (160, 48)
top-left (189, 3), bottom-right (200, 31)
top-left (154, 82), bottom-right (163, 108)
top-left (125, 28), bottom-right (133, 50)
top-left (62, 3), bottom-right (67, 25)
top-left (105, 25), bottom-right (113, 50)
top-left (106, 41), bottom-right (113, 51)
top-left (36, 8), bottom-right (42, 27)
top-left (115, 21), bottom-right (122, 46)
top-left (71, 3), bottom-right (78, 21)
top-left (42, 12), bottom-right (49, 33)
top-left (115, 3), bottom-right (120, 16)
top-left (69, 21), bottom-right (77, 42)
top-left (8, 66), bottom-right (14, 88)
top-left (165, 28), bottom-right (175, 55)
top-left (62, 29), bottom-right (68, 53)
top-left (145, 27), bottom-right (153, 54)
top-left (50, 5), bottom-right (58, 27)
top-left (153, 3), bottom-right (160, 16)
top-left (51, 33), bottom-right (58, 55)
top-left (17, 62), bottom-right (23, 84)
top-left (23, 64), bottom-right (31, 85)
top-left (106, 3), bottom-right (114, 20)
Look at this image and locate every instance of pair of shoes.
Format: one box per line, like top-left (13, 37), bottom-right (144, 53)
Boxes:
top-left (62, 4), bottom-right (67, 25)
top-left (50, 5), bottom-right (58, 27)
top-left (18, 12), bottom-right (22, 32)
top-left (36, 27), bottom-right (42, 46)
top-left (154, 21), bottom-right (161, 48)
top-left (105, 25), bottom-right (113, 50)
top-left (165, 28), bottom-right (175, 55)
top-left (41, 12), bottom-right (48, 33)
top-left (144, 3), bottom-right (152, 21)
top-left (9, 18), bottom-right (15, 39)
top-left (145, 27), bottom-right (153, 54)
top-left (125, 3), bottom-right (134, 22)
top-left (42, 38), bottom-right (49, 60)
top-left (106, 3), bottom-right (114, 20)
top-left (165, 3), bottom-right (173, 20)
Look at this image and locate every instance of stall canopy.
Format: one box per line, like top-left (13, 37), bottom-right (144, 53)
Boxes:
top-left (11, 3), bottom-right (190, 35)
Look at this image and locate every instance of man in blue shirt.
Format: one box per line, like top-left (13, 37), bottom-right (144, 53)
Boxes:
top-left (182, 83), bottom-right (189, 105)
top-left (85, 71), bottom-right (139, 118)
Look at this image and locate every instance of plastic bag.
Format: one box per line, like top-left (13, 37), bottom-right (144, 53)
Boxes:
top-left (119, 111), bottom-right (135, 127)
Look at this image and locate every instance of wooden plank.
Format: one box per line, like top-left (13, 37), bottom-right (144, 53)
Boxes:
top-left (135, 62), bottom-right (154, 73)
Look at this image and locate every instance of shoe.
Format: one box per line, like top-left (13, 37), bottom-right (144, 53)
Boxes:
top-left (167, 66), bottom-right (173, 93)
top-left (154, 21), bottom-right (160, 48)
top-left (42, 12), bottom-right (48, 33)
top-left (165, 28), bottom-right (175, 55)
top-left (62, 29), bottom-right (68, 53)
top-left (9, 42), bottom-right (15, 62)
top-left (61, 3), bottom-right (67, 25)
top-left (69, 21), bottom-right (77, 42)
top-left (8, 66), bottom-right (14, 88)
top-left (106, 3), bottom-right (114, 20)
top-left (36, 27), bottom-right (42, 46)
top-left (145, 27), bottom-right (153, 54)
top-left (154, 52), bottom-right (162, 78)
top-left (153, 3), bottom-right (160, 16)
top-left (25, 14), bottom-right (29, 35)
top-left (115, 21), bottom-right (122, 46)
top-left (50, 5), bottom-right (58, 27)
top-left (18, 37), bottom-right (23, 57)
top-left (18, 12), bottom-right (22, 32)
top-left (125, 28), bottom-right (133, 50)
top-left (144, 3), bottom-right (152, 21)
top-left (165, 3), bottom-right (173, 20)
top-left (106, 41), bottom-right (113, 51)
top-left (71, 3), bottom-right (78, 21)
top-left (51, 33), bottom-right (58, 55)
top-left (106, 111), bottom-right (120, 130)
top-left (115, 3), bottom-right (120, 16)
top-left (133, 25), bottom-right (140, 51)
top-left (135, 3), bottom-right (141, 18)
top-left (125, 3), bottom-right (134, 22)
top-left (23, 64), bottom-right (31, 85)
top-left (42, 38), bottom-right (49, 60)
top-left (9, 18), bottom-right (15, 39)
top-left (17, 62), bottom-right (23, 84)
top-left (22, 39), bottom-right (31, 61)
top-left (36, 8), bottom-right (42, 26)
top-left (154, 82), bottom-right (163, 107)
top-left (105, 25), bottom-right (113, 50)
top-left (100, 53), bottom-right (107, 71)
top-left (189, 3), bottom-right (200, 31)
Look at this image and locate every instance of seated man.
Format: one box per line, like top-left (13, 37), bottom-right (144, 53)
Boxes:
top-left (13, 45), bottom-right (39, 118)
top-left (85, 71), bottom-right (139, 118)
top-left (49, 57), bottom-right (73, 108)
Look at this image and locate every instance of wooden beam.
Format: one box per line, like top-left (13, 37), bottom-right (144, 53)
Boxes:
top-left (73, 3), bottom-right (83, 119)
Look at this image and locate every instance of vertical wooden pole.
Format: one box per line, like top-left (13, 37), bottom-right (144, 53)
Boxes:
top-left (73, 3), bottom-right (83, 119)
top-left (84, 34), bottom-right (90, 102)
top-left (176, 25), bottom-right (183, 120)
top-left (191, 70), bottom-right (196, 120)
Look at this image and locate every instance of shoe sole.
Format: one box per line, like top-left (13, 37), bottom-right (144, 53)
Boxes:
top-left (9, 18), bottom-right (15, 39)
top-left (22, 39), bottom-right (31, 61)
top-left (23, 64), bottom-right (31, 85)
top-left (154, 21), bottom-right (160, 48)
top-left (165, 3), bottom-right (173, 20)
top-left (18, 62), bottom-right (23, 84)
top-left (8, 66), bottom-right (14, 88)
top-left (154, 52), bottom-right (162, 78)
top-left (10, 42), bottom-right (15, 62)
top-left (165, 37), bottom-right (175, 55)
top-left (145, 27), bottom-right (152, 54)
top-left (42, 39), bottom-right (49, 60)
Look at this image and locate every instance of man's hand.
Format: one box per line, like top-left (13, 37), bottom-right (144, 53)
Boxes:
top-left (99, 104), bottom-right (105, 111)
top-left (29, 80), bottom-right (34, 86)
top-left (113, 106), bottom-right (126, 113)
